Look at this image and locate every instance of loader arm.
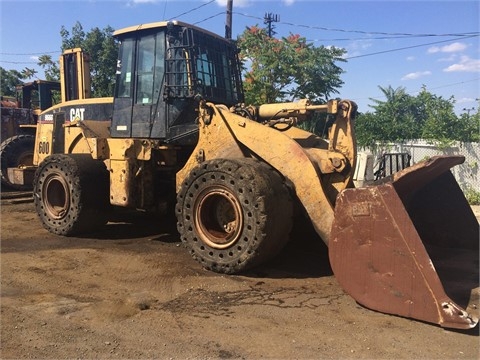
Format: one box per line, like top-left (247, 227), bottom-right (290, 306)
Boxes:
top-left (176, 100), bottom-right (358, 243)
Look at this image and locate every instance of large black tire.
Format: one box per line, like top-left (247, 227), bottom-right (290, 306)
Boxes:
top-left (33, 154), bottom-right (110, 236)
top-left (0, 134), bottom-right (35, 190)
top-left (176, 158), bottom-right (293, 274)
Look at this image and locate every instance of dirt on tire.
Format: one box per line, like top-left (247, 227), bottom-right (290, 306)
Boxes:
top-left (33, 154), bottom-right (110, 236)
top-left (176, 158), bottom-right (293, 274)
top-left (1, 194), bottom-right (479, 359)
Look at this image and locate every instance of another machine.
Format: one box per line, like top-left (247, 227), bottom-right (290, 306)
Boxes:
top-left (0, 80), bottom-right (60, 189)
top-left (9, 21), bottom-right (477, 329)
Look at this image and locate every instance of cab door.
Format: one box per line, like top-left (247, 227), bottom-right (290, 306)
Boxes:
top-left (111, 32), bottom-right (166, 139)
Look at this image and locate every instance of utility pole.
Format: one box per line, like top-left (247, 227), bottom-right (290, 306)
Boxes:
top-left (225, 0), bottom-right (233, 40)
top-left (264, 12), bottom-right (280, 37)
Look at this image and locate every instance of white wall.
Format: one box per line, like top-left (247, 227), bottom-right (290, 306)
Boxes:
top-left (359, 141), bottom-right (479, 192)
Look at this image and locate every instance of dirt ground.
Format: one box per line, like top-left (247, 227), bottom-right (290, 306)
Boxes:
top-left (1, 191), bottom-right (479, 359)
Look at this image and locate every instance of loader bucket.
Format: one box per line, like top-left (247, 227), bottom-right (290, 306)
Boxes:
top-left (329, 155), bottom-right (479, 329)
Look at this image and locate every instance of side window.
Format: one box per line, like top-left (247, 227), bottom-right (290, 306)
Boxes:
top-left (152, 33), bottom-right (165, 104)
top-left (116, 38), bottom-right (134, 98)
top-left (165, 34), bottom-right (190, 98)
top-left (220, 53), bottom-right (234, 100)
top-left (136, 35), bottom-right (155, 104)
top-left (136, 33), bottom-right (165, 104)
top-left (197, 52), bottom-right (215, 87)
top-left (194, 40), bottom-right (235, 103)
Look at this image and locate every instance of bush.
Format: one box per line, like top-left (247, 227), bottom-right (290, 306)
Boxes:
top-left (464, 186), bottom-right (480, 205)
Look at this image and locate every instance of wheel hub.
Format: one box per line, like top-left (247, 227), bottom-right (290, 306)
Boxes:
top-left (194, 187), bottom-right (243, 249)
top-left (43, 175), bottom-right (70, 220)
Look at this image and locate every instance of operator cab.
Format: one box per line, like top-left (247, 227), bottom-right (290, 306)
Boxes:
top-left (111, 21), bottom-right (244, 143)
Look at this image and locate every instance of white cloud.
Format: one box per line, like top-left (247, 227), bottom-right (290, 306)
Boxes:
top-left (126, 0), bottom-right (157, 7)
top-left (437, 54), bottom-right (458, 62)
top-left (345, 39), bottom-right (373, 58)
top-left (457, 97), bottom-right (476, 104)
top-left (427, 42), bottom-right (468, 54)
top-left (406, 56), bottom-right (415, 61)
top-left (443, 55), bottom-right (480, 73)
top-left (217, 0), bottom-right (292, 6)
top-left (401, 71), bottom-right (432, 81)
top-left (215, 0), bottom-right (251, 7)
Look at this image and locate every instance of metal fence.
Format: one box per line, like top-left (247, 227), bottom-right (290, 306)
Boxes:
top-left (360, 141), bottom-right (480, 192)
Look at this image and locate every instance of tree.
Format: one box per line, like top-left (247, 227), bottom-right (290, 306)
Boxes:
top-left (0, 67), bottom-right (24, 96)
top-left (416, 88), bottom-right (458, 145)
top-left (237, 26), bottom-right (346, 105)
top-left (20, 68), bottom-right (38, 80)
top-left (355, 86), bottom-right (478, 147)
top-left (373, 86), bottom-right (421, 140)
top-left (37, 54), bottom-right (59, 81)
top-left (38, 21), bottom-right (118, 97)
top-left (0, 67), bottom-right (39, 97)
top-left (458, 106), bottom-right (480, 143)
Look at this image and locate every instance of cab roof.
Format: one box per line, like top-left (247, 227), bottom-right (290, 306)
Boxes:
top-left (113, 20), bottom-right (228, 42)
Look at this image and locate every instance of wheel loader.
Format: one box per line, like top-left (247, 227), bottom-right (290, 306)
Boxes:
top-left (11, 21), bottom-right (477, 329)
top-left (1, 80), bottom-right (60, 189)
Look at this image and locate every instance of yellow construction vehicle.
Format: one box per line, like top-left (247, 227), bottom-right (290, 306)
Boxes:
top-left (1, 80), bottom-right (60, 189)
top-left (11, 21), bottom-right (477, 329)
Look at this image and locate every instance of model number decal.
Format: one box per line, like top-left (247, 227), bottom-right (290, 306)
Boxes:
top-left (38, 141), bottom-right (50, 154)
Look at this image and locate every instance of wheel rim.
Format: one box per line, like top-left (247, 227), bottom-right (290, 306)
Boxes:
top-left (194, 186), bottom-right (243, 249)
top-left (43, 174), bottom-right (70, 220)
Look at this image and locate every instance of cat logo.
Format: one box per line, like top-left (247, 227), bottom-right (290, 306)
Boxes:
top-left (70, 108), bottom-right (85, 122)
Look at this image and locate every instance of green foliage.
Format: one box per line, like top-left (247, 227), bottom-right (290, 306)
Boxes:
top-left (0, 66), bottom-right (41, 97)
top-left (237, 26), bottom-right (345, 105)
top-left (0, 67), bottom-right (23, 96)
top-left (59, 22), bottom-right (118, 97)
top-left (37, 21), bottom-right (118, 97)
top-left (417, 87), bottom-right (458, 144)
top-left (457, 109), bottom-right (480, 143)
top-left (20, 68), bottom-right (37, 79)
top-left (356, 86), bottom-right (425, 147)
top-left (296, 112), bottom-right (332, 138)
top-left (464, 186), bottom-right (480, 205)
top-left (37, 54), bottom-right (60, 81)
top-left (355, 85), bottom-right (479, 147)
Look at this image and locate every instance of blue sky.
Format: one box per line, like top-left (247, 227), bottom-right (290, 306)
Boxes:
top-left (1, 0), bottom-right (479, 114)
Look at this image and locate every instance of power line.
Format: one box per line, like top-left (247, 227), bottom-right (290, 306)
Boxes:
top-left (280, 21), bottom-right (478, 39)
top-left (351, 78), bottom-right (480, 103)
top-left (3, 0), bottom-right (217, 58)
top-left (345, 34), bottom-right (479, 60)
top-left (168, 0), bottom-right (216, 21)
top-left (193, 12), bottom-right (225, 26)
top-left (162, 0), bottom-right (168, 20)
top-left (424, 78), bottom-right (480, 92)
top-left (0, 60), bottom-right (40, 64)
top-left (307, 33), bottom-right (479, 42)
top-left (0, 51), bottom-right (61, 56)
top-left (233, 11), bottom-right (478, 40)
top-left (2, 12), bottom-right (478, 66)
top-left (232, 11), bottom-right (479, 61)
